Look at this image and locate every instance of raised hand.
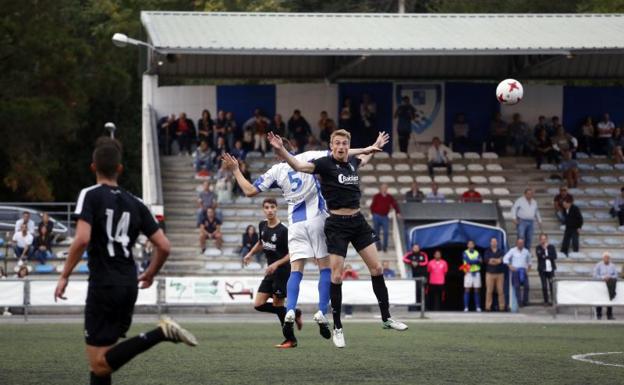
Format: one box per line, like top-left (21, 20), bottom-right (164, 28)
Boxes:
top-left (267, 132), bottom-right (284, 151)
top-left (221, 153), bottom-right (240, 171)
top-left (374, 131), bottom-right (390, 149)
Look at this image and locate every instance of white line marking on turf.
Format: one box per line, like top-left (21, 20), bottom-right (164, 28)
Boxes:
top-left (571, 352), bottom-right (624, 368)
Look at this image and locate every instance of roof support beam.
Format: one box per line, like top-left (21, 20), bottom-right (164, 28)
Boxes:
top-left (325, 55), bottom-right (368, 83)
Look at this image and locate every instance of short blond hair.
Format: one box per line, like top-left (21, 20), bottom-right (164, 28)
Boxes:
top-left (330, 129), bottom-right (351, 143)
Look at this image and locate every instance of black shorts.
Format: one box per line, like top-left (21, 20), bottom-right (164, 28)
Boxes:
top-left (324, 212), bottom-right (379, 258)
top-left (258, 267), bottom-right (289, 298)
top-left (84, 285), bottom-right (138, 347)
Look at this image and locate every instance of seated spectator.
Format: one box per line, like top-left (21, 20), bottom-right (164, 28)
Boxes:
top-left (551, 126), bottom-right (578, 162)
top-left (339, 97), bottom-right (354, 132)
top-left (405, 181), bottom-right (425, 202)
top-left (611, 126), bottom-right (624, 163)
top-left (318, 111), bottom-right (336, 147)
top-left (15, 211), bottom-right (35, 235)
top-left (12, 224), bottom-right (33, 265)
top-left (33, 225), bottom-right (53, 265)
top-left (509, 113), bottom-right (531, 156)
top-left (425, 183), bottom-right (445, 203)
top-left (240, 225), bottom-right (262, 265)
top-left (452, 113), bottom-right (470, 154)
top-left (233, 161), bottom-right (251, 197)
top-left (535, 128), bottom-right (557, 169)
top-left (268, 114), bottom-right (286, 137)
top-left (157, 113), bottom-right (175, 155)
top-left (215, 164), bottom-right (233, 203)
top-left (360, 93), bottom-right (378, 144)
top-left (503, 238), bottom-right (532, 307)
top-left (561, 197), bottom-right (583, 256)
top-left (593, 252), bottom-right (618, 320)
top-left (213, 110), bottom-right (226, 145)
top-left (579, 116), bottom-right (595, 155)
top-left (533, 115), bottom-right (547, 138)
top-left (596, 113), bottom-right (615, 156)
top-left (230, 139), bottom-right (247, 161)
top-left (427, 250), bottom-right (448, 311)
top-left (303, 135), bottom-right (322, 152)
top-left (38, 212), bottom-right (53, 236)
top-left (611, 186), bottom-right (624, 226)
top-left (427, 137), bottom-right (452, 178)
top-left (547, 116), bottom-right (562, 137)
top-left (212, 136), bottom-right (228, 169)
top-left (224, 111), bottom-right (239, 150)
top-left (199, 207), bottom-right (223, 252)
top-left (553, 186), bottom-right (573, 224)
top-left (382, 261), bottom-right (396, 278)
top-left (197, 181), bottom-right (218, 225)
top-left (173, 112), bottom-right (196, 155)
top-left (287, 109), bottom-right (311, 152)
top-left (193, 140), bottom-right (213, 175)
top-left (197, 109), bottom-right (214, 147)
top-left (3, 265), bottom-right (28, 316)
top-left (461, 182), bottom-right (483, 203)
top-left (242, 110), bottom-right (269, 152)
top-left (341, 264), bottom-right (359, 317)
top-left (489, 112), bottom-right (508, 156)
top-left (560, 150), bottom-right (579, 188)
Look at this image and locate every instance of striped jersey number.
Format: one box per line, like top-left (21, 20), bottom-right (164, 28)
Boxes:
top-left (288, 171), bottom-right (303, 192)
top-left (105, 209), bottom-right (130, 257)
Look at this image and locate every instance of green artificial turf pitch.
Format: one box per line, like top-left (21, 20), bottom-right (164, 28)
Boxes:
top-left (1, 322), bottom-right (623, 385)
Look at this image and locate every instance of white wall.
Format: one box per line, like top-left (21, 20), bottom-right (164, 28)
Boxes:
top-left (153, 85), bottom-right (218, 122)
top-left (276, 83), bottom-right (338, 136)
top-left (501, 84), bottom-right (563, 126)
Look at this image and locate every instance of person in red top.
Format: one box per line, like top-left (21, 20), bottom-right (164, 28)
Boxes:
top-left (427, 250), bottom-right (448, 311)
top-left (370, 184), bottom-right (401, 253)
top-left (461, 182), bottom-right (483, 203)
top-left (174, 112), bottom-right (196, 155)
top-left (341, 264), bottom-right (359, 317)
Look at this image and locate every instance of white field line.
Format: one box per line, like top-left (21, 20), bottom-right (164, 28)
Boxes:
top-left (571, 352), bottom-right (624, 368)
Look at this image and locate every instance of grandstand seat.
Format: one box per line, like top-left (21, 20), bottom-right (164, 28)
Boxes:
top-left (502, 212), bottom-right (513, 220)
top-left (388, 187), bottom-right (398, 195)
top-left (588, 251), bottom-right (603, 260)
top-left (204, 248), bottom-right (222, 257)
top-left (55, 265), bottom-right (64, 273)
top-left (489, 176), bottom-right (506, 184)
top-left (435, 176), bottom-right (450, 184)
top-left (362, 175), bottom-right (377, 183)
top-left (600, 176), bottom-right (619, 184)
top-left (595, 163), bottom-right (614, 171)
top-left (618, 175), bottom-right (624, 183)
top-left (582, 224), bottom-right (598, 233)
top-left (499, 199), bottom-right (513, 208)
top-left (598, 225), bottom-right (617, 233)
top-left (439, 187), bottom-right (454, 196)
top-left (589, 200), bottom-right (609, 208)
top-left (392, 152), bottom-right (408, 159)
top-left (467, 164), bottom-right (484, 172)
top-left (620, 226), bottom-right (624, 232)
top-left (614, 163), bottom-right (624, 171)
top-left (583, 238), bottom-right (603, 246)
top-left (455, 187), bottom-right (468, 195)
top-left (224, 262), bottom-right (242, 271)
top-left (577, 163), bottom-right (594, 171)
top-left (376, 164), bottom-right (392, 171)
top-left (476, 188), bottom-right (491, 196)
top-left (397, 175), bottom-right (413, 183)
top-left (576, 152), bottom-right (589, 159)
top-left (574, 199), bottom-right (588, 208)
top-left (394, 163), bottom-right (410, 172)
top-left (550, 238), bottom-right (560, 246)
top-left (364, 198), bottom-right (372, 207)
top-left (569, 252), bottom-right (587, 260)
top-left (583, 211), bottom-right (594, 219)
top-left (482, 152), bottom-right (498, 160)
top-left (470, 176), bottom-right (487, 184)
top-left (82, 251), bottom-right (88, 259)
top-left (400, 187), bottom-right (411, 195)
top-left (249, 161), bottom-right (265, 169)
top-left (485, 164), bottom-right (503, 171)
top-left (611, 252), bottom-right (624, 261)
top-left (604, 238), bottom-right (621, 246)
top-left (379, 175), bottom-right (395, 183)
top-left (594, 212), bottom-right (612, 220)
top-left (221, 222), bottom-right (237, 230)
top-left (452, 176), bottom-right (469, 183)
top-left (585, 188), bottom-right (603, 196)
top-left (540, 164), bottom-right (557, 171)
top-left (246, 151), bottom-right (263, 159)
top-left (573, 266), bottom-right (592, 275)
top-left (77, 264), bottom-right (89, 273)
top-left (493, 188), bottom-right (510, 196)
top-left (363, 187), bottom-right (377, 196)
top-left (56, 251), bottom-right (68, 259)
top-left (454, 164), bottom-right (466, 172)
top-left (346, 248), bottom-right (358, 258)
top-left (223, 234), bottom-right (239, 243)
top-left (376, 152), bottom-right (390, 159)
top-left (604, 188), bottom-right (620, 196)
top-left (413, 164), bottom-right (427, 172)
top-left (205, 262), bottom-right (223, 271)
top-left (34, 264), bottom-right (55, 274)
top-left (236, 209), bottom-right (255, 217)
top-left (421, 188), bottom-right (432, 195)
top-left (416, 176), bottom-right (432, 184)
top-left (409, 152), bottom-right (425, 160)
top-left (223, 209), bottom-right (237, 217)
top-left (581, 176), bottom-right (599, 184)
top-left (245, 262), bottom-right (262, 271)
top-left (350, 262), bottom-right (364, 271)
top-left (546, 188), bottom-right (560, 195)
top-left (568, 188), bottom-right (583, 195)
top-left (464, 152), bottom-right (480, 160)
top-left (451, 152), bottom-right (462, 159)
top-left (556, 265), bottom-right (571, 274)
top-left (360, 163), bottom-right (374, 171)
top-left (236, 197), bottom-right (254, 205)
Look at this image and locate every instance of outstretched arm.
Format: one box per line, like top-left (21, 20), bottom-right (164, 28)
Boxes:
top-left (349, 132), bottom-right (389, 156)
top-left (267, 132), bottom-right (315, 174)
top-left (222, 153), bottom-right (259, 197)
top-left (54, 220), bottom-right (91, 301)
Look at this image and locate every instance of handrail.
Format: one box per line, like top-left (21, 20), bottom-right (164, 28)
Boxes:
top-left (142, 103), bottom-right (164, 217)
top-left (391, 212), bottom-right (407, 278)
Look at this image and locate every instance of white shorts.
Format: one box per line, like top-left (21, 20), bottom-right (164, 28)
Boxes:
top-left (288, 214), bottom-right (328, 262)
top-left (464, 271), bottom-right (482, 289)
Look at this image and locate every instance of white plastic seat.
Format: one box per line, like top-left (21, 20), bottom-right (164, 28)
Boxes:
top-left (397, 175), bottom-right (414, 183)
top-left (557, 265), bottom-right (571, 274)
top-left (454, 164), bottom-right (466, 172)
top-left (585, 188), bottom-right (603, 196)
top-left (409, 152), bottom-right (425, 160)
top-left (596, 163), bottom-right (614, 171)
top-left (363, 187), bottom-right (378, 196)
top-left (493, 188), bottom-right (510, 196)
top-left (236, 197), bottom-right (253, 205)
top-left (605, 238), bottom-right (621, 246)
top-left (435, 176), bottom-right (450, 184)
top-left (614, 163), bottom-right (624, 171)
top-left (604, 188), bottom-right (620, 196)
top-left (304, 263), bottom-right (317, 272)
top-left (360, 163), bottom-right (374, 171)
top-left (470, 176), bottom-right (487, 184)
top-left (394, 163), bottom-right (410, 172)
top-left (392, 152), bottom-right (408, 159)
top-left (439, 187), bottom-right (454, 196)
top-left (413, 164), bottom-right (427, 172)
top-left (573, 266), bottom-right (592, 275)
top-left (582, 224), bottom-right (598, 233)
top-left (416, 176), bottom-right (432, 184)
top-left (205, 262), bottom-right (224, 271)
top-left (362, 175), bottom-right (377, 183)
top-left (583, 238), bottom-right (602, 246)
top-left (581, 176), bottom-right (599, 184)
top-left (452, 176), bottom-right (469, 183)
top-left (246, 262), bottom-right (262, 271)
top-left (388, 187), bottom-right (398, 195)
top-left (375, 152), bottom-right (390, 159)
top-left (574, 200), bottom-right (588, 208)
top-left (237, 209), bottom-right (255, 217)
top-left (421, 188), bottom-right (432, 195)
top-left (464, 152), bottom-right (480, 160)
top-left (489, 176), bottom-right (506, 184)
top-left (569, 252), bottom-right (586, 260)
top-left (246, 151), bottom-right (263, 159)
top-left (619, 226), bottom-right (624, 232)
top-left (476, 188), bottom-right (490, 196)
top-left (576, 152), bottom-right (589, 159)
top-left (598, 225), bottom-right (617, 233)
top-left (589, 200), bottom-right (609, 208)
top-left (451, 152), bottom-right (462, 160)
top-left (540, 164), bottom-right (557, 171)
top-left (502, 211), bottom-right (513, 220)
top-left (589, 252), bottom-right (603, 260)
top-left (249, 161), bottom-right (265, 169)
top-left (600, 176), bottom-right (618, 184)
top-left (577, 163), bottom-right (594, 171)
top-left (376, 164), bottom-right (392, 171)
top-left (595, 212), bottom-right (612, 220)
top-left (223, 234), bottom-right (239, 243)
top-left (583, 211), bottom-right (594, 219)
top-left (485, 164), bottom-right (503, 171)
top-left (547, 188), bottom-right (560, 195)
top-left (364, 198), bottom-right (373, 207)
top-left (224, 262), bottom-right (242, 271)
top-left (467, 164), bottom-right (484, 172)
top-left (238, 222), bottom-right (252, 230)
top-left (618, 176), bottom-right (624, 183)
top-left (499, 199), bottom-right (513, 208)
top-left (482, 152), bottom-right (499, 160)
top-left (400, 187), bottom-right (411, 195)
top-left (379, 175), bottom-right (396, 184)
top-left (220, 222), bottom-right (237, 230)
top-left (204, 248), bottom-right (222, 257)
top-left (455, 187), bottom-right (468, 195)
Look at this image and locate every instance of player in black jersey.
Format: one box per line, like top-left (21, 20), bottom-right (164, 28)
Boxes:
top-left (53, 137), bottom-right (197, 385)
top-left (242, 198), bottom-right (294, 347)
top-left (268, 129), bottom-right (408, 348)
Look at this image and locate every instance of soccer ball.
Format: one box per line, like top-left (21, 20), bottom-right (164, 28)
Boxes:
top-left (496, 79), bottom-right (523, 105)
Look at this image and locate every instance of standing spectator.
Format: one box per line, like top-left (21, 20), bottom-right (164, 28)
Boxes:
top-left (547, 116), bottom-right (562, 138)
top-left (370, 184), bottom-right (401, 253)
top-left (425, 183), bottom-right (445, 203)
top-left (551, 126), bottom-right (578, 162)
top-left (197, 109), bottom-right (214, 147)
top-left (341, 264), bottom-right (359, 317)
top-left (427, 250), bottom-right (448, 311)
top-left (230, 140), bottom-right (247, 161)
top-left (339, 97), bottom-right (355, 132)
top-left (394, 96), bottom-right (415, 153)
top-left (3, 265), bottom-right (29, 316)
top-left (33, 225), bottom-right (53, 265)
top-left (462, 240), bottom-right (482, 312)
top-left (535, 128), bottom-right (556, 169)
top-left (360, 94), bottom-right (377, 144)
top-left (157, 113), bottom-right (175, 155)
top-left (404, 181), bottom-right (425, 202)
top-left (611, 126), bottom-right (624, 163)
top-left (269, 114), bottom-right (286, 137)
top-left (611, 186), bottom-right (624, 226)
top-left (489, 112), bottom-right (508, 156)
top-left (553, 186), bottom-right (573, 225)
top-left (596, 113), bottom-right (615, 156)
top-left (196, 181), bottom-right (217, 226)
top-left (483, 237), bottom-right (506, 312)
top-left (318, 111), bottom-right (336, 147)
top-left (193, 140), bottom-right (213, 175)
top-left (287, 109), bottom-right (311, 151)
top-left (382, 261), bottom-right (396, 278)
top-left (427, 137), bottom-right (453, 179)
top-left (461, 182), bottom-right (483, 203)
top-left (243, 109), bottom-right (270, 153)
top-left (12, 223), bottom-right (33, 265)
top-left (560, 150), bottom-right (579, 188)
top-left (38, 212), bottom-right (54, 236)
top-left (15, 211), bottom-right (35, 235)
top-left (533, 115), bottom-right (547, 138)
top-left (509, 113), bottom-right (531, 156)
top-left (503, 238), bottom-right (532, 307)
top-left (224, 111), bottom-right (239, 150)
top-left (452, 113), bottom-right (470, 154)
top-left (560, 197), bottom-right (583, 256)
top-left (511, 188), bottom-right (542, 250)
top-left (173, 112), bottom-right (196, 155)
top-left (403, 243), bottom-right (429, 279)
top-left (593, 252), bottom-right (618, 320)
top-left (213, 110), bottom-right (226, 145)
top-left (240, 225), bottom-right (261, 265)
top-left (535, 234), bottom-right (557, 305)
top-left (199, 207), bottom-right (223, 253)
top-left (215, 164), bottom-right (233, 204)
top-left (579, 116), bottom-right (595, 155)
top-left (212, 136), bottom-right (228, 169)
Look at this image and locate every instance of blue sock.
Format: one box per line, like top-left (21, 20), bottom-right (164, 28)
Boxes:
top-left (463, 292), bottom-right (470, 309)
top-left (474, 292), bottom-right (481, 309)
top-left (286, 271), bottom-right (303, 312)
top-left (318, 268), bottom-right (331, 314)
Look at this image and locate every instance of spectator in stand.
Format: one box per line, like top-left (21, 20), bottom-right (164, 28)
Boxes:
top-left (561, 197), bottom-right (583, 256)
top-left (425, 182), bottom-right (445, 203)
top-left (269, 114), bottom-right (286, 137)
top-left (173, 112), bottom-right (196, 155)
top-left (12, 223), bottom-right (33, 265)
top-left (404, 181), bottom-right (425, 202)
top-left (240, 225), bottom-right (262, 265)
top-left (560, 150), bottom-right (580, 188)
top-left (341, 264), bottom-right (359, 317)
top-left (233, 161), bottom-right (251, 197)
top-left (503, 238), bottom-right (532, 307)
top-left (303, 136), bottom-right (322, 152)
top-left (462, 240), bottom-right (482, 312)
top-left (197, 109), bottom-right (214, 147)
top-left (193, 140), bottom-right (213, 176)
top-left (427, 250), bottom-right (448, 311)
top-left (3, 265), bottom-right (28, 316)
top-left (489, 112), bottom-right (508, 156)
top-left (196, 181), bottom-right (218, 226)
top-left (360, 94), bottom-right (377, 144)
top-left (213, 110), bottom-right (226, 145)
top-left (199, 207), bottom-right (223, 253)
top-left (243, 109), bottom-right (270, 153)
top-left (318, 110), bottom-right (336, 147)
top-left (611, 126), bottom-right (624, 163)
top-left (511, 188), bottom-right (542, 250)
top-left (596, 113), bottom-right (615, 156)
top-left (483, 237), bottom-right (506, 312)
top-left (224, 111), bottom-right (239, 150)
top-left (533, 115), bottom-right (547, 138)
top-left (461, 182), bottom-right (483, 203)
top-left (427, 137), bottom-right (452, 179)
top-left (551, 126), bottom-right (578, 162)
top-left (553, 186), bottom-right (573, 225)
top-left (215, 164), bottom-right (233, 204)
top-left (212, 136), bottom-right (228, 169)
top-left (611, 186), bottom-right (624, 226)
top-left (287, 109), bottom-right (312, 152)
top-left (33, 225), bottom-right (53, 265)
top-left (370, 184), bottom-right (401, 253)
top-left (230, 140), bottom-right (247, 161)
top-left (535, 128), bottom-right (557, 169)
top-left (509, 113), bottom-right (531, 156)
top-left (593, 252), bottom-right (618, 320)
top-left (452, 113), bottom-right (470, 154)
top-left (394, 96), bottom-right (415, 153)
top-left (535, 233), bottom-right (557, 306)
top-left (15, 211), bottom-right (35, 235)
top-left (157, 113), bottom-right (175, 155)
top-left (547, 116), bottom-right (562, 138)
top-left (38, 212), bottom-right (53, 236)
top-left (339, 97), bottom-right (355, 132)
top-left (382, 261), bottom-right (396, 278)
top-left (403, 244), bottom-right (428, 307)
top-left (579, 116), bottom-right (595, 156)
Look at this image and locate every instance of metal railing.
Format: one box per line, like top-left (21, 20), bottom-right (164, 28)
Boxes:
top-left (141, 103), bottom-right (164, 217)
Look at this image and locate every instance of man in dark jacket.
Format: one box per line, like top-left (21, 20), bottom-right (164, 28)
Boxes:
top-left (535, 233), bottom-right (557, 305)
top-left (561, 197), bottom-right (583, 255)
top-left (402, 244), bottom-right (428, 309)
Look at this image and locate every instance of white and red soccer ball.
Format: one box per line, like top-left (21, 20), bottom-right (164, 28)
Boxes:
top-left (496, 79), bottom-right (523, 105)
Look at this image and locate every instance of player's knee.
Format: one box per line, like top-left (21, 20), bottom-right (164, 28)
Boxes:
top-left (369, 264), bottom-right (383, 276)
top-left (92, 356), bottom-right (112, 376)
top-left (331, 272), bottom-right (343, 284)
